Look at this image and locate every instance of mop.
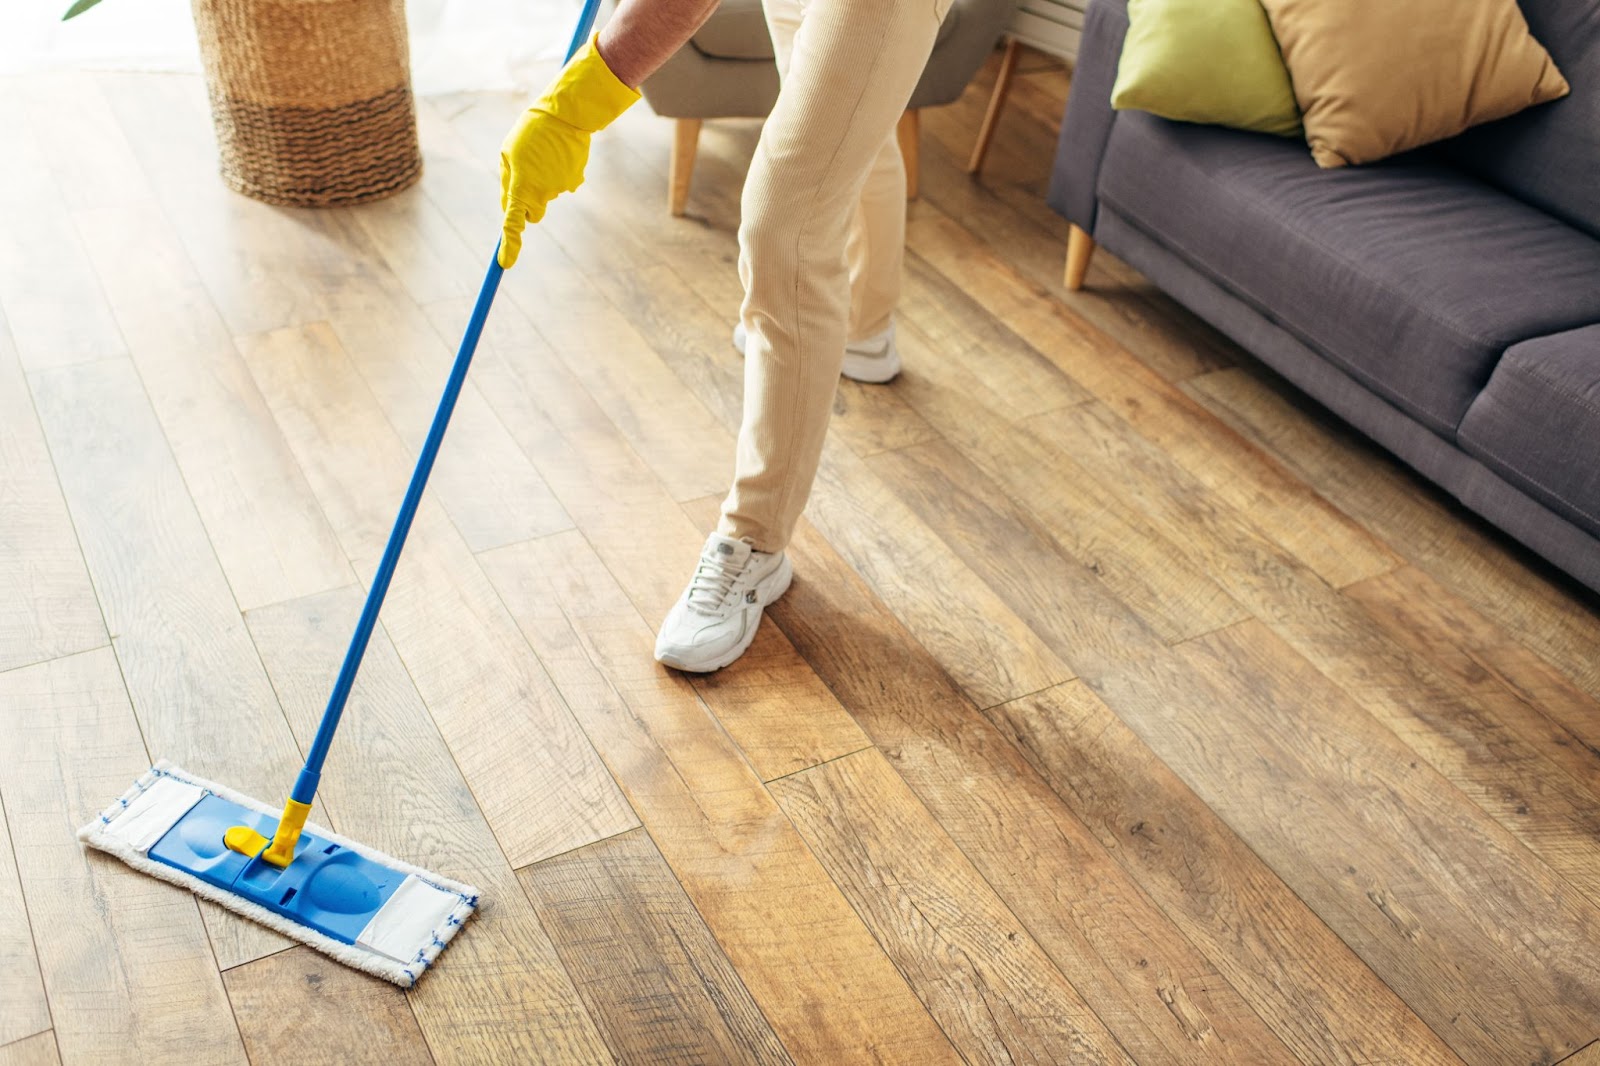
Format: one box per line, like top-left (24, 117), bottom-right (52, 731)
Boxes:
top-left (77, 0), bottom-right (605, 988)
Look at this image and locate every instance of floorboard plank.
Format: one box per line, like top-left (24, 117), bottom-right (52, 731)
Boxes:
top-left (98, 74), bottom-right (378, 339)
top-left (908, 214), bottom-right (1398, 591)
top-left (1027, 398), bottom-right (1600, 911)
top-left (348, 185), bottom-right (483, 307)
top-left (890, 314), bottom-right (1247, 645)
top-left (0, 648), bottom-right (247, 1064)
top-left (72, 201), bottom-right (353, 611)
top-left (0, 82), bottom-right (125, 372)
top-left (1092, 620), bottom-right (1600, 1064)
top-left (988, 681), bottom-right (1463, 1065)
top-left (28, 357), bottom-right (305, 968)
top-left (481, 530), bottom-right (962, 1065)
top-left (0, 787), bottom-right (50, 1048)
top-left (915, 112), bottom-right (1239, 386)
top-left (313, 231), bottom-right (573, 553)
top-left (237, 322), bottom-right (636, 870)
top-left (414, 97), bottom-right (479, 164)
top-left (867, 436), bottom-right (1168, 676)
top-left (1345, 566), bottom-right (1600, 800)
top-left (771, 748), bottom-right (1133, 1065)
top-left (519, 828), bottom-right (792, 1066)
top-left (418, 294), bottom-right (700, 623)
top-left (899, 256), bottom-right (1091, 421)
top-left (724, 500), bottom-right (1299, 1064)
top-left (1561, 1041), bottom-right (1600, 1066)
top-left (807, 439), bottom-right (1075, 708)
top-left (244, 586), bottom-right (615, 1064)
top-left (17, 73), bottom-right (151, 212)
top-left (506, 271), bottom-right (735, 506)
top-left (0, 1033), bottom-right (60, 1066)
top-left (571, 260), bottom-right (746, 436)
top-left (1185, 365), bottom-right (1600, 702)
top-left (0, 306), bottom-right (105, 674)
top-left (223, 947), bottom-right (435, 1066)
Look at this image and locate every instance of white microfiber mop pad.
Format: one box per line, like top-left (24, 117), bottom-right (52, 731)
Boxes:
top-left (79, 761), bottom-right (479, 987)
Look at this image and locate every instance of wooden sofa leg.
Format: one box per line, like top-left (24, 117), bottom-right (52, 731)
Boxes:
top-left (897, 109), bottom-right (920, 200)
top-left (1064, 224), bottom-right (1095, 290)
top-left (968, 38), bottom-right (1022, 175)
top-left (670, 118), bottom-right (701, 217)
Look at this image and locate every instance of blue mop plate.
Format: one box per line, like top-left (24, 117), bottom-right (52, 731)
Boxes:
top-left (79, 762), bottom-right (480, 987)
top-left (148, 793), bottom-right (406, 945)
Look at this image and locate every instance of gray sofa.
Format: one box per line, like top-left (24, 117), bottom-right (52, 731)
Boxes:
top-left (1048, 0), bottom-right (1600, 596)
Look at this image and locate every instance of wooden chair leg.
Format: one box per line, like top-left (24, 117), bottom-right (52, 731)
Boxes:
top-left (669, 118), bottom-right (701, 217)
top-left (897, 109), bottom-right (920, 200)
top-left (1064, 224), bottom-right (1095, 291)
top-left (968, 38), bottom-right (1022, 175)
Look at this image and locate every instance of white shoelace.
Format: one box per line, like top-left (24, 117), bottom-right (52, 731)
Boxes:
top-left (686, 549), bottom-right (744, 613)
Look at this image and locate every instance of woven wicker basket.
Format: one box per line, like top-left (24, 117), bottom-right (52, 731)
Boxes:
top-left (191, 0), bottom-right (422, 207)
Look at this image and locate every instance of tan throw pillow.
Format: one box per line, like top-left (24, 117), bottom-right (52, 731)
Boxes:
top-left (1258, 0), bottom-right (1569, 168)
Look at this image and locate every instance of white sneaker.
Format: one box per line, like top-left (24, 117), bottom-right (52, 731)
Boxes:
top-left (654, 533), bottom-right (794, 672)
top-left (732, 321), bottom-right (902, 384)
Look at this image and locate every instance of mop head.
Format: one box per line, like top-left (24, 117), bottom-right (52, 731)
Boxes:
top-left (78, 761), bottom-right (479, 987)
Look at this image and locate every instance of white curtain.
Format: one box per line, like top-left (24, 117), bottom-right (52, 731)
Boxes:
top-left (0, 0), bottom-right (574, 94)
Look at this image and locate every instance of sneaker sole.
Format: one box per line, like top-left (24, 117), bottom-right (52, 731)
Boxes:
top-left (655, 555), bottom-right (794, 674)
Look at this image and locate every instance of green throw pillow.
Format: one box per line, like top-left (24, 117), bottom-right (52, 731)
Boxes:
top-left (1111, 0), bottom-right (1301, 137)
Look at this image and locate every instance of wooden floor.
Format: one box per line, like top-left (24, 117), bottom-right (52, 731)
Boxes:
top-left (2, 50), bottom-right (1600, 1066)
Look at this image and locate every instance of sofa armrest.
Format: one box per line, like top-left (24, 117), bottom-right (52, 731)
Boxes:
top-left (1045, 0), bottom-right (1129, 233)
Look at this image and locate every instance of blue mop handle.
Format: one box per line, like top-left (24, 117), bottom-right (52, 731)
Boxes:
top-left (290, 0), bottom-right (605, 808)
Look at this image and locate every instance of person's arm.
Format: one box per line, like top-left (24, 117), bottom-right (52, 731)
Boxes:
top-left (497, 0), bottom-right (721, 268)
top-left (598, 0), bottom-right (723, 88)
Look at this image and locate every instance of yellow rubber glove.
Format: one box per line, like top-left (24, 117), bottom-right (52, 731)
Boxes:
top-left (499, 34), bottom-right (641, 268)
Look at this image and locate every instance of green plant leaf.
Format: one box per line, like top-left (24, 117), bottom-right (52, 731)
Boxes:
top-left (62, 0), bottom-right (107, 20)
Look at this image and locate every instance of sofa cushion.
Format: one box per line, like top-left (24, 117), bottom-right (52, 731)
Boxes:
top-left (1258, 0), bottom-right (1568, 168)
top-left (1441, 0), bottom-right (1600, 240)
top-left (1111, 0), bottom-right (1300, 137)
top-left (1458, 325), bottom-right (1600, 539)
top-left (1097, 111), bottom-right (1600, 435)
top-left (691, 0), bottom-right (774, 61)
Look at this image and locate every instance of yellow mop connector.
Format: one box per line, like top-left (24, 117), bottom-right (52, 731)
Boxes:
top-left (224, 798), bottom-right (313, 868)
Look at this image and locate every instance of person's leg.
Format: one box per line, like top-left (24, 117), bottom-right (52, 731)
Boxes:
top-left (656, 0), bottom-right (944, 671)
top-left (722, 0), bottom-right (946, 552)
top-left (846, 130), bottom-right (906, 344)
top-left (736, 129), bottom-right (904, 380)
top-left (729, 3), bottom-right (907, 377)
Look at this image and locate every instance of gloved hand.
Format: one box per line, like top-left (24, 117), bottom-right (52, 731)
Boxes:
top-left (498, 34), bottom-right (641, 268)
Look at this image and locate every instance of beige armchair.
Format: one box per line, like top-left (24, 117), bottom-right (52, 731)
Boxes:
top-left (608, 0), bottom-right (1019, 214)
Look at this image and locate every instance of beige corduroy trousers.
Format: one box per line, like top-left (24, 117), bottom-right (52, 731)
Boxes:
top-left (717, 0), bottom-right (946, 552)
